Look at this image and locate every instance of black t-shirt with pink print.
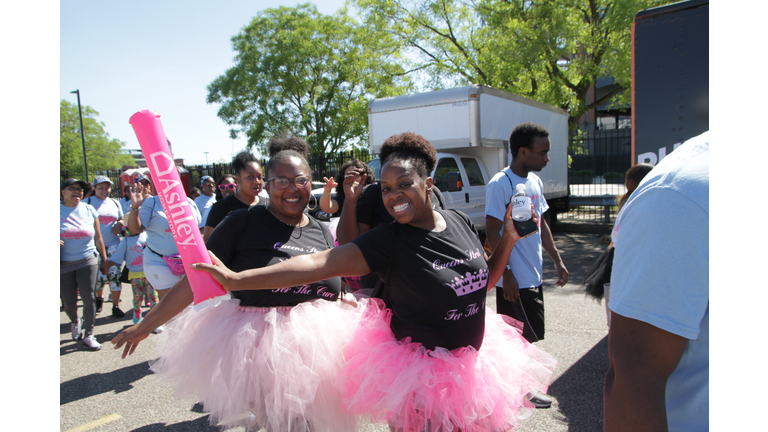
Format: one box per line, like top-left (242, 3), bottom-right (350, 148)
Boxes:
top-left (205, 206), bottom-right (341, 307)
top-left (352, 209), bottom-right (488, 351)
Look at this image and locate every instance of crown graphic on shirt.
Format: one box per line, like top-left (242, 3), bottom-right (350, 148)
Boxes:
top-left (446, 269), bottom-right (488, 296)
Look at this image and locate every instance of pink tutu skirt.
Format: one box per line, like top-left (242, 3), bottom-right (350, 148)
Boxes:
top-left (335, 299), bottom-right (557, 432)
top-left (150, 295), bottom-right (365, 432)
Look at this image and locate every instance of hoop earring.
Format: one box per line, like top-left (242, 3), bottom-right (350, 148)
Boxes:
top-left (308, 192), bottom-right (318, 211)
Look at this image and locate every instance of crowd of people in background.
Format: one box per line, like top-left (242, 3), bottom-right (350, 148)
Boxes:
top-left (61, 126), bottom-right (709, 431)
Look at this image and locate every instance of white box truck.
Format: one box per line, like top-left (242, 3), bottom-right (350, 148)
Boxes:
top-left (367, 84), bottom-right (569, 233)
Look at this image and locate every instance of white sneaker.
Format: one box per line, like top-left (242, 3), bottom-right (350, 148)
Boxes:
top-left (526, 392), bottom-right (552, 409)
top-left (83, 335), bottom-right (102, 351)
top-left (71, 318), bottom-right (83, 340)
top-left (152, 325), bottom-right (164, 334)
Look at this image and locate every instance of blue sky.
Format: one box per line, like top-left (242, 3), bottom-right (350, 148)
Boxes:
top-left (59, 0), bottom-right (349, 165)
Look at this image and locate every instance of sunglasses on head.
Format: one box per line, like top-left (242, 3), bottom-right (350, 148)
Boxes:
top-left (218, 184), bottom-right (237, 191)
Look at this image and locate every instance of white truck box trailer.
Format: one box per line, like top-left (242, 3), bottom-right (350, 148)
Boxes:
top-left (368, 84), bottom-right (569, 231)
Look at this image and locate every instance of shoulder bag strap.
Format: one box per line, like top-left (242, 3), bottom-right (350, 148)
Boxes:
top-left (503, 171), bottom-right (517, 200)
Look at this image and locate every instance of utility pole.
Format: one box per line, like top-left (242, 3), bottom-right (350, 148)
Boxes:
top-left (69, 89), bottom-right (89, 182)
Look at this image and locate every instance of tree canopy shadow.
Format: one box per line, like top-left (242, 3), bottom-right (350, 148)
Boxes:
top-left (129, 415), bottom-right (226, 431)
top-left (60, 361), bottom-right (154, 405)
top-left (547, 336), bottom-right (609, 432)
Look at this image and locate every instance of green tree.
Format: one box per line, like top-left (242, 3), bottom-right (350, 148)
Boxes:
top-left (355, 0), bottom-right (668, 132)
top-left (207, 3), bottom-right (412, 157)
top-left (60, 100), bottom-right (134, 177)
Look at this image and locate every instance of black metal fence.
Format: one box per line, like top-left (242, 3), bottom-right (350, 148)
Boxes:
top-left (61, 149), bottom-right (377, 199)
top-left (308, 149), bottom-right (377, 182)
top-left (184, 149), bottom-right (376, 190)
top-left (560, 127), bottom-right (632, 225)
top-left (60, 169), bottom-right (124, 199)
top-left (63, 136), bottom-right (630, 226)
top-left (568, 127), bottom-right (632, 190)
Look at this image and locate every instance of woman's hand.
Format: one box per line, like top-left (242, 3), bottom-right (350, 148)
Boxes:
top-left (99, 261), bottom-right (111, 276)
top-left (322, 177), bottom-right (337, 192)
top-left (111, 323), bottom-right (152, 359)
top-left (502, 203), bottom-right (538, 240)
top-left (130, 184), bottom-right (150, 209)
top-left (60, 240), bottom-right (64, 248)
top-left (320, 177), bottom-right (340, 214)
top-left (111, 220), bottom-right (125, 236)
top-left (343, 170), bottom-right (367, 199)
top-left (191, 251), bottom-right (239, 291)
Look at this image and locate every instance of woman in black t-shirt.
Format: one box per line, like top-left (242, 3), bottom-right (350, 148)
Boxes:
top-left (202, 151), bottom-right (267, 242)
top-left (112, 149), bottom-right (363, 432)
top-left (193, 133), bottom-right (557, 432)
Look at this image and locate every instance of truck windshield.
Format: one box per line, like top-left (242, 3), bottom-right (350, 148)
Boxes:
top-left (461, 158), bottom-right (485, 186)
top-left (433, 157), bottom-right (460, 191)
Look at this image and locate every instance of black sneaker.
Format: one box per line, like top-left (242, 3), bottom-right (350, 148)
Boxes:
top-left (112, 306), bottom-right (125, 318)
top-left (95, 297), bottom-right (103, 314)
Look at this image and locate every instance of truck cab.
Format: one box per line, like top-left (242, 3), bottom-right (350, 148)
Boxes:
top-left (432, 153), bottom-right (489, 232)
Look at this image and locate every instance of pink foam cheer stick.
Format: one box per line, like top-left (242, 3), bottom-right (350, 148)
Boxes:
top-left (129, 109), bottom-right (227, 305)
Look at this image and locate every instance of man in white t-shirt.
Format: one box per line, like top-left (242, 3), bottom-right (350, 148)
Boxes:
top-left (485, 122), bottom-right (568, 408)
top-left (604, 132), bottom-right (709, 432)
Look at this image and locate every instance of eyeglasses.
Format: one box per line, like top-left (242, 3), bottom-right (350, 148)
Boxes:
top-left (218, 184), bottom-right (237, 191)
top-left (64, 187), bottom-right (82, 192)
top-left (266, 176), bottom-right (310, 190)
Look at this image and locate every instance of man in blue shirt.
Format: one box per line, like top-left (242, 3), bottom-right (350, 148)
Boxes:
top-left (604, 132), bottom-right (709, 432)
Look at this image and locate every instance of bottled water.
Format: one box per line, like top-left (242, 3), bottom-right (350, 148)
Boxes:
top-left (511, 184), bottom-right (532, 221)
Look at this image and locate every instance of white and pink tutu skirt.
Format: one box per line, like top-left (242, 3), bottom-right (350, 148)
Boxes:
top-left (335, 298), bottom-right (558, 432)
top-left (150, 295), bottom-right (365, 432)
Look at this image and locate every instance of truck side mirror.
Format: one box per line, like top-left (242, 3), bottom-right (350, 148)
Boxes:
top-left (445, 172), bottom-right (462, 192)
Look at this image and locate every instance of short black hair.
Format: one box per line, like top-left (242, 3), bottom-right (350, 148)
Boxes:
top-left (214, 173), bottom-right (237, 200)
top-left (379, 132), bottom-right (437, 178)
top-left (266, 149), bottom-right (311, 179)
top-left (510, 122), bottom-right (549, 158)
top-left (217, 173), bottom-right (236, 184)
top-left (267, 136), bottom-right (310, 160)
top-left (334, 159), bottom-right (375, 195)
top-left (231, 150), bottom-right (260, 175)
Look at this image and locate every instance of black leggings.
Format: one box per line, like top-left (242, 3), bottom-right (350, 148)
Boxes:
top-left (495, 285), bottom-right (545, 343)
top-left (60, 264), bottom-right (98, 337)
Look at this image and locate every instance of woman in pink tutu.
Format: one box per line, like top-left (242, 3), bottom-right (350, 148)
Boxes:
top-left (112, 147), bottom-right (363, 432)
top-left (194, 132), bottom-right (557, 432)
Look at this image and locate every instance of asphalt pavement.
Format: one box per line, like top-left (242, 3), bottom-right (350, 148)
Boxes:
top-left (60, 231), bottom-right (611, 432)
